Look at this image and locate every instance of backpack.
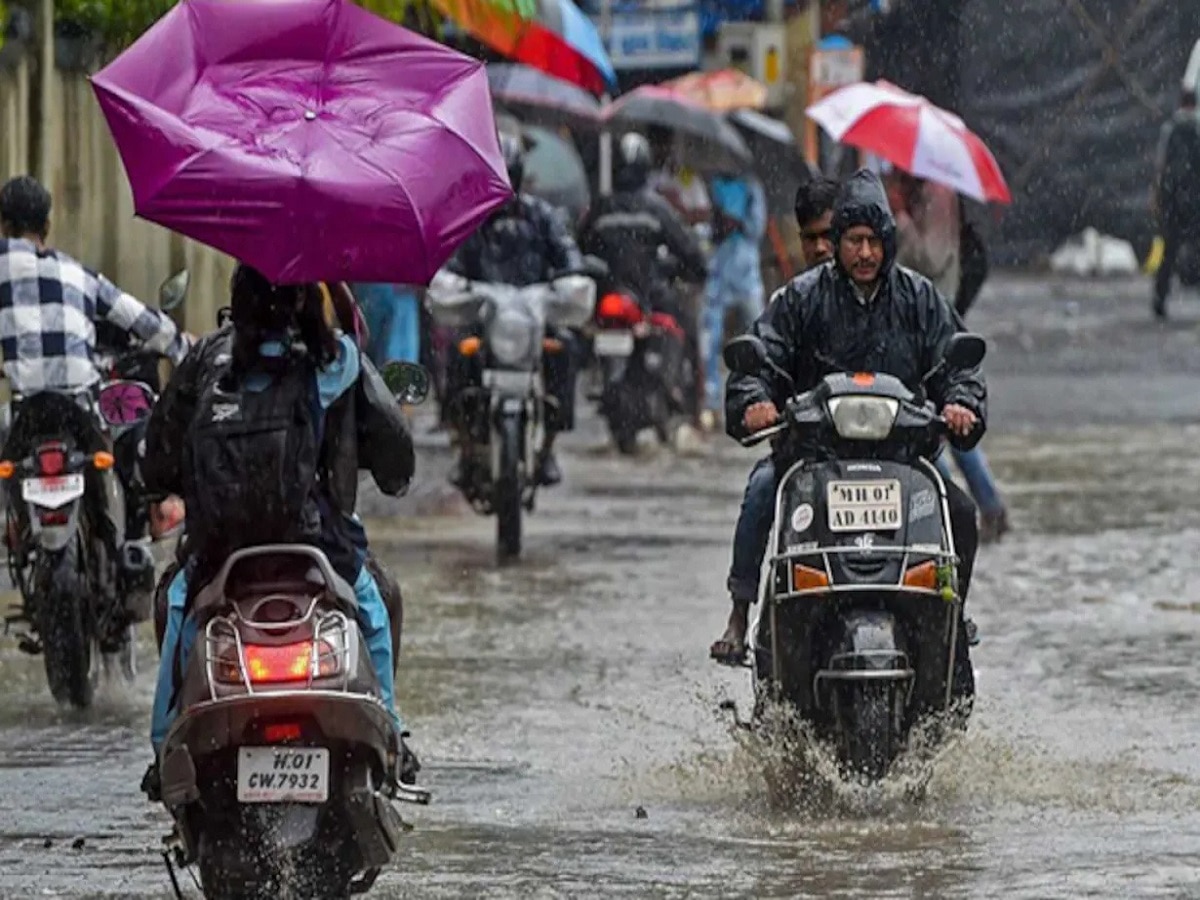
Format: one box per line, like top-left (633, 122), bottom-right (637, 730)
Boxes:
top-left (181, 357), bottom-right (323, 562)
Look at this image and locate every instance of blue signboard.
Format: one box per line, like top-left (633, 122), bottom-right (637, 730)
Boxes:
top-left (597, 3), bottom-right (702, 71)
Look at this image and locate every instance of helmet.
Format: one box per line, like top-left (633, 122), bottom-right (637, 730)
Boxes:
top-left (614, 132), bottom-right (651, 192)
top-left (499, 131), bottom-right (525, 194)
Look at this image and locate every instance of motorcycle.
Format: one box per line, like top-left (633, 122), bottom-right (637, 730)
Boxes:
top-left (0, 271), bottom-right (188, 708)
top-left (426, 271), bottom-right (596, 562)
top-left (587, 259), bottom-right (691, 455)
top-left (722, 331), bottom-right (987, 783)
top-left (157, 361), bottom-right (433, 900)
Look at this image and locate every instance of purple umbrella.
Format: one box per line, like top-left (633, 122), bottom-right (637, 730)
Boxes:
top-left (91, 0), bottom-right (513, 286)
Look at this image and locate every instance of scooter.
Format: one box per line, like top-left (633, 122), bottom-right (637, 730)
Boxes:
top-left (156, 361), bottom-right (433, 900)
top-left (723, 332), bottom-right (986, 783)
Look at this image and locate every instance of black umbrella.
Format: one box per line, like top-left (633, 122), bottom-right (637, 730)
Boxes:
top-left (604, 85), bottom-right (753, 170)
top-left (729, 109), bottom-right (816, 216)
top-left (488, 63), bottom-right (602, 131)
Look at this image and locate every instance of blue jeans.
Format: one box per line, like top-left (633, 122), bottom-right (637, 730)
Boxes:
top-left (727, 456), bottom-right (777, 604)
top-left (704, 238), bottom-right (764, 411)
top-left (936, 445), bottom-right (1004, 516)
top-left (151, 561), bottom-right (402, 753)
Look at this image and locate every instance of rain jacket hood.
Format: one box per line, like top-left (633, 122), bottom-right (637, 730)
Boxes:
top-left (831, 169), bottom-right (897, 277)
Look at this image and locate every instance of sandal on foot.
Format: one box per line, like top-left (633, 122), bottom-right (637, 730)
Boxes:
top-left (709, 638), bottom-right (747, 667)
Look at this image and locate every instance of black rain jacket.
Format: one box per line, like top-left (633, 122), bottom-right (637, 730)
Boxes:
top-left (725, 169), bottom-right (986, 453)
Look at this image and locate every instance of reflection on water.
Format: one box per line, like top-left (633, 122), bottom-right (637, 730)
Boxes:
top-left (1, 418), bottom-right (1199, 898)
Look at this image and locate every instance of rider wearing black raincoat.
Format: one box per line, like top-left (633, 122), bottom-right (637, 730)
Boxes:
top-left (714, 169), bottom-right (985, 701)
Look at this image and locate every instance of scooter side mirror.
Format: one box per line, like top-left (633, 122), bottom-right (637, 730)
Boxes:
top-left (723, 334), bottom-right (769, 375)
top-left (380, 361), bottom-right (430, 405)
top-left (98, 380), bottom-right (156, 428)
top-left (944, 332), bottom-right (987, 369)
top-left (158, 269), bottom-right (190, 311)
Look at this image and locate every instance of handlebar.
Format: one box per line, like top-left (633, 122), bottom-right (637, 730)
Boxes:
top-left (737, 401), bottom-right (951, 448)
top-left (739, 421), bottom-right (788, 447)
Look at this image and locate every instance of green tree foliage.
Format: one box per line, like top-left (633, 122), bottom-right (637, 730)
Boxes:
top-left (0, 0), bottom-right (443, 51)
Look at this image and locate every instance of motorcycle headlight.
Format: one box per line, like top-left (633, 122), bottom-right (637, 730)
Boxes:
top-left (828, 396), bottom-right (899, 440)
top-left (488, 312), bottom-right (536, 366)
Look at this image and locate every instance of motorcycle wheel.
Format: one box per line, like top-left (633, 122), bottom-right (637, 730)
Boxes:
top-left (495, 414), bottom-right (523, 563)
top-left (36, 539), bottom-right (93, 709)
top-left (844, 682), bottom-right (895, 782)
top-left (611, 418), bottom-right (640, 456)
top-left (604, 383), bottom-right (641, 455)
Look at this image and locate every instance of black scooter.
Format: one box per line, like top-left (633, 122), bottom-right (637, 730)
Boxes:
top-left (723, 331), bottom-right (986, 783)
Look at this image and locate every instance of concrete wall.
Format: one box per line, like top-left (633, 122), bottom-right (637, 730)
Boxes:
top-left (0, 45), bottom-right (233, 336)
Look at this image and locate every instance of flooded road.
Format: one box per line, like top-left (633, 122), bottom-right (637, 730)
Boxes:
top-left (2, 275), bottom-right (1200, 898)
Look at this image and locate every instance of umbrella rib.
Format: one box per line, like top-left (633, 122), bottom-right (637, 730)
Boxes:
top-left (312, 121), bottom-right (432, 277)
top-left (134, 141), bottom-right (230, 214)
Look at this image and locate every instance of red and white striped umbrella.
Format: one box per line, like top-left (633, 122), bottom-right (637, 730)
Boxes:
top-left (806, 80), bottom-right (1012, 205)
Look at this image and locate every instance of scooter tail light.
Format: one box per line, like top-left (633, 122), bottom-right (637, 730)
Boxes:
top-left (262, 722), bottom-right (303, 743)
top-left (597, 292), bottom-right (642, 325)
top-left (217, 639), bottom-right (342, 685)
top-left (36, 444), bottom-right (66, 476)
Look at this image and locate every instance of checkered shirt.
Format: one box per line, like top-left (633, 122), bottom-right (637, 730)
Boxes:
top-left (0, 238), bottom-right (189, 395)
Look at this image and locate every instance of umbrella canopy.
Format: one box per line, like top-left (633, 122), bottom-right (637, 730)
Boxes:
top-left (91, 0), bottom-right (513, 285)
top-left (494, 114), bottom-right (589, 221)
top-left (729, 109), bottom-right (816, 216)
top-left (660, 69), bottom-right (768, 112)
top-left (522, 124), bottom-right (591, 223)
top-left (604, 85), bottom-right (752, 170)
top-left (434, 0), bottom-right (615, 95)
top-left (806, 80), bottom-right (1011, 205)
top-left (487, 62), bottom-right (601, 129)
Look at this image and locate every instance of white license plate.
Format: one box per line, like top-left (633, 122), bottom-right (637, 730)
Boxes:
top-left (236, 747), bottom-right (330, 803)
top-left (827, 479), bottom-right (903, 532)
top-left (594, 330), bottom-right (635, 357)
top-left (483, 369), bottom-right (535, 394)
top-left (21, 473), bottom-right (85, 509)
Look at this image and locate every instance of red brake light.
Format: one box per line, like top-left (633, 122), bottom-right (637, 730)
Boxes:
top-left (597, 292), bottom-right (642, 325)
top-left (648, 311), bottom-right (686, 340)
top-left (262, 722), bottom-right (303, 743)
top-left (37, 444), bottom-right (66, 476)
top-left (241, 640), bottom-right (340, 684)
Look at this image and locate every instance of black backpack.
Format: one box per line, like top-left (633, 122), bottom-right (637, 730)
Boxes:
top-left (182, 357), bottom-right (323, 562)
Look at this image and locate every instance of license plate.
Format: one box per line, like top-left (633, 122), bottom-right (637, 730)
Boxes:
top-left (21, 473), bottom-right (85, 509)
top-left (483, 369), bottom-right (535, 394)
top-left (594, 330), bottom-right (635, 357)
top-left (827, 479), bottom-right (903, 532)
top-left (236, 747), bottom-right (330, 803)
